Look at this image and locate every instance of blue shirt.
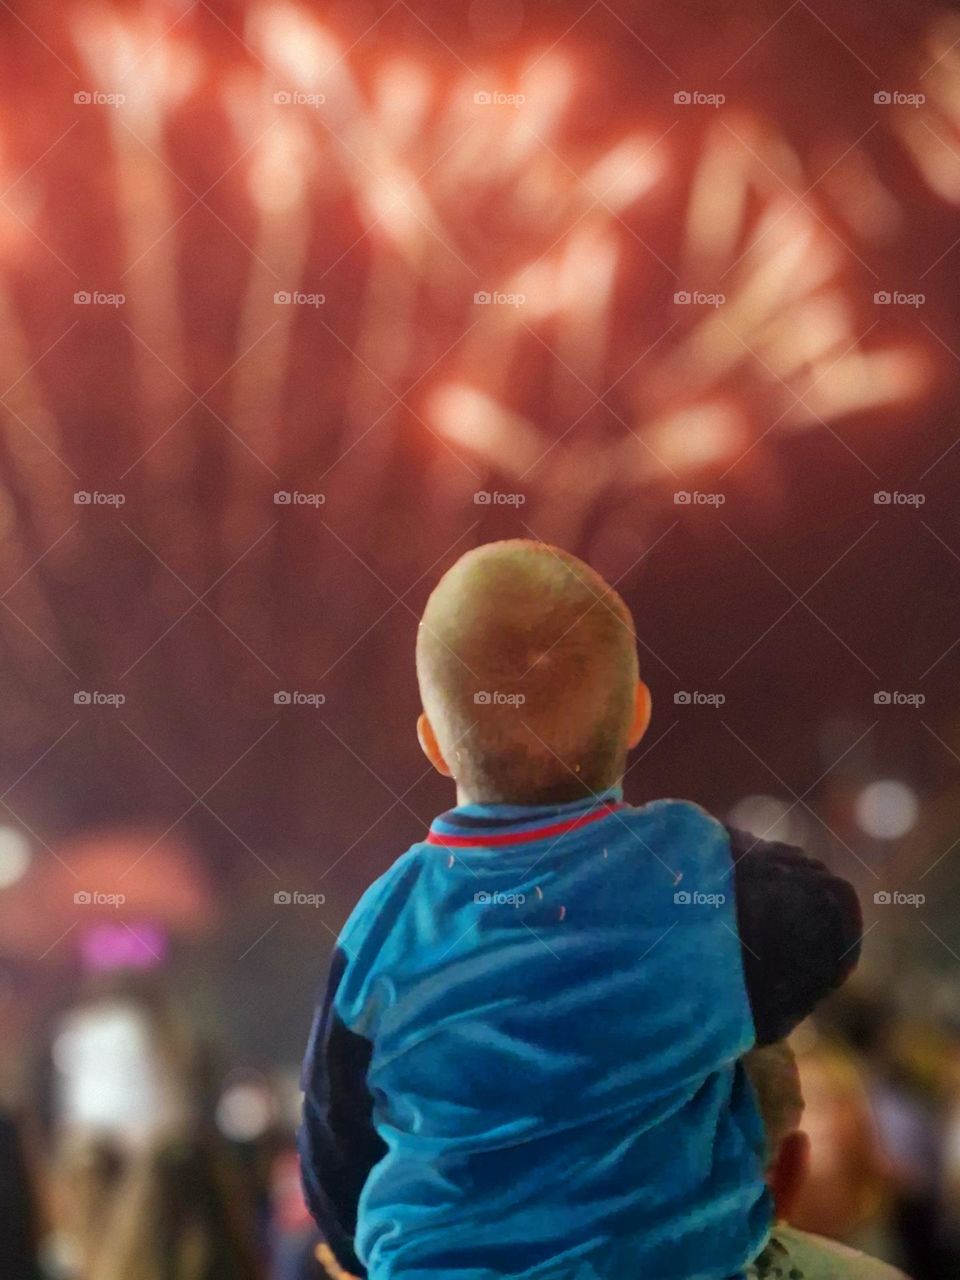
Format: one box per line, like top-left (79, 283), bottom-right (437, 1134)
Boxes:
top-left (301, 790), bottom-right (775, 1279)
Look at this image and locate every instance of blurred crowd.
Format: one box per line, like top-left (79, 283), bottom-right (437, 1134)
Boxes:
top-left (4, 973), bottom-right (960, 1279)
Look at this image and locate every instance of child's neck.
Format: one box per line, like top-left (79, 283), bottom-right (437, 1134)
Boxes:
top-left (455, 778), bottom-right (619, 807)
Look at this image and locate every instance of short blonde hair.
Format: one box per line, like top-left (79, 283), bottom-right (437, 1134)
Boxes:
top-left (417, 541), bottom-right (638, 803)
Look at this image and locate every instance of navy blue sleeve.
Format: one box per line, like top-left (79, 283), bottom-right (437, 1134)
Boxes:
top-left (298, 947), bottom-right (387, 1278)
top-left (728, 827), bottom-right (863, 1046)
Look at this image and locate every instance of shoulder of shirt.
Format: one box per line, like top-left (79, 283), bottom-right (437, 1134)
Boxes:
top-left (622, 797), bottom-right (728, 841)
top-left (772, 1225), bottom-right (910, 1279)
top-left (602, 800), bottom-right (733, 889)
top-left (337, 842), bottom-right (429, 952)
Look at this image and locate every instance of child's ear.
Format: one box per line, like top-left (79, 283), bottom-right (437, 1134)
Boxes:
top-left (417, 713), bottom-right (453, 777)
top-left (627, 680), bottom-right (652, 749)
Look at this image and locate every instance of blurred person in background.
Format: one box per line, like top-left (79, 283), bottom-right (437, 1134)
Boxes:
top-left (746, 1041), bottom-right (908, 1280)
top-left (788, 1044), bottom-right (901, 1265)
top-left (817, 990), bottom-right (953, 1279)
top-left (934, 1024), bottom-right (960, 1272)
top-left (46, 973), bottom-right (212, 1157)
top-left (41, 970), bottom-right (271, 1279)
top-left (0, 1108), bottom-right (42, 1279)
top-left (55, 1137), bottom-right (125, 1277)
top-left (83, 1136), bottom-right (263, 1280)
top-left (862, 1016), bottom-right (951, 1280)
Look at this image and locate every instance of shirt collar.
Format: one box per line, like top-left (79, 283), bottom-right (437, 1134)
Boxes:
top-left (427, 786), bottom-right (625, 847)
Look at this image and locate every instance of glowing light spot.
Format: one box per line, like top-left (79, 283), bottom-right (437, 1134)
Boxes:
top-left (247, 122), bottom-right (311, 212)
top-left (855, 781), bottom-right (918, 840)
top-left (374, 60), bottom-right (432, 140)
top-left (427, 384), bottom-right (542, 471)
top-left (216, 1080), bottom-right (274, 1142)
top-left (728, 795), bottom-right (805, 847)
top-left (250, 4), bottom-right (341, 85)
top-left (0, 826), bottom-right (29, 889)
top-left (584, 136), bottom-right (665, 211)
top-left (647, 403), bottom-right (746, 472)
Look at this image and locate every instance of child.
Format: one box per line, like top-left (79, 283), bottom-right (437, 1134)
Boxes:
top-left (299, 540), bottom-right (862, 1280)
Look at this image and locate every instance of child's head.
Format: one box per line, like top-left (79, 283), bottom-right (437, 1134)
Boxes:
top-left (416, 540), bottom-right (650, 804)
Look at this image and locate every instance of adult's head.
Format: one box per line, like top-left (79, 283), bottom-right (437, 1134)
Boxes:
top-left (746, 1044), bottom-right (909, 1279)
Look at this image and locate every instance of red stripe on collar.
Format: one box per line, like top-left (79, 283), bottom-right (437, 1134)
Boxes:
top-left (426, 801), bottom-right (626, 848)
